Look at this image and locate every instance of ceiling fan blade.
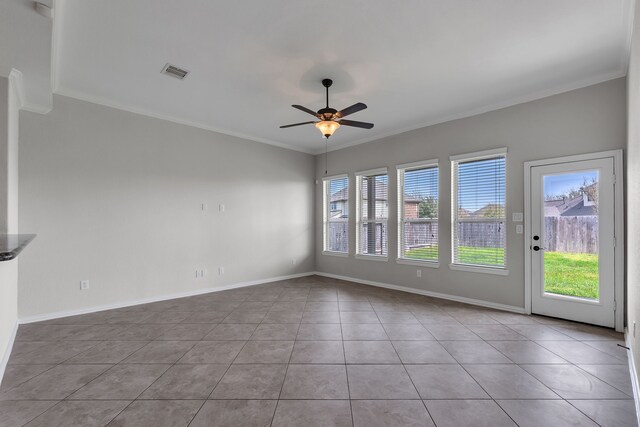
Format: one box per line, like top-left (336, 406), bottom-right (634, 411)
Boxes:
top-left (339, 119), bottom-right (374, 129)
top-left (336, 102), bottom-right (367, 118)
top-left (292, 105), bottom-right (320, 117)
top-left (280, 121), bottom-right (317, 129)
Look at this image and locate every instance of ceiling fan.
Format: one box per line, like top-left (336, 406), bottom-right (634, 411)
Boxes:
top-left (280, 79), bottom-right (374, 139)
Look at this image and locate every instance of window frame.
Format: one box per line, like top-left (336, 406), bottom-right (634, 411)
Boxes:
top-left (323, 174), bottom-right (349, 257)
top-left (355, 167), bottom-right (389, 261)
top-left (396, 159), bottom-right (440, 268)
top-left (450, 148), bottom-right (509, 276)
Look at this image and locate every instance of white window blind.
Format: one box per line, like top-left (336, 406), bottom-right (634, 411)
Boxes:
top-left (357, 170), bottom-right (388, 257)
top-left (452, 152), bottom-right (506, 268)
top-left (398, 162), bottom-right (439, 262)
top-left (324, 176), bottom-right (349, 253)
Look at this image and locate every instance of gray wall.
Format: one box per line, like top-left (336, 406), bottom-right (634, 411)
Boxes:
top-left (627, 3), bottom-right (640, 387)
top-left (315, 78), bottom-right (626, 309)
top-left (18, 95), bottom-right (315, 318)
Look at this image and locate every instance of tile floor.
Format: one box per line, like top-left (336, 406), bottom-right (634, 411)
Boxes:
top-left (0, 275), bottom-right (636, 426)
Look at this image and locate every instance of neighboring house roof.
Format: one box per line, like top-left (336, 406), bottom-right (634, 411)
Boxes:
top-left (330, 181), bottom-right (420, 203)
top-left (544, 188), bottom-right (597, 217)
top-left (330, 188), bottom-right (349, 203)
top-left (457, 207), bottom-right (473, 218)
top-left (472, 203), bottom-right (505, 218)
top-left (329, 210), bottom-right (346, 219)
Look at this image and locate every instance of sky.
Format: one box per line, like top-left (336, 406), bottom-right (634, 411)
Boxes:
top-left (328, 161), bottom-right (507, 211)
top-left (329, 177), bottom-right (348, 194)
top-left (404, 167), bottom-right (438, 199)
top-left (457, 157), bottom-right (505, 211)
top-left (544, 170), bottom-right (598, 199)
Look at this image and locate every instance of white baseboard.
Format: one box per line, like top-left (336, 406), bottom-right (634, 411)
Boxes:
top-left (626, 331), bottom-right (640, 426)
top-left (19, 272), bottom-right (315, 324)
top-left (18, 269), bottom-right (525, 324)
top-left (0, 321), bottom-right (18, 388)
top-left (314, 271), bottom-right (525, 314)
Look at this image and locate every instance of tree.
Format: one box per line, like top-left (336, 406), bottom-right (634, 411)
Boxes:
top-left (581, 178), bottom-right (598, 213)
top-left (418, 196), bottom-right (437, 219)
top-left (544, 177), bottom-right (598, 213)
top-left (481, 204), bottom-right (505, 218)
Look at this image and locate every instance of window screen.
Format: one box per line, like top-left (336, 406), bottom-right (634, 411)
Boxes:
top-left (398, 163), bottom-right (438, 262)
top-left (452, 154), bottom-right (506, 268)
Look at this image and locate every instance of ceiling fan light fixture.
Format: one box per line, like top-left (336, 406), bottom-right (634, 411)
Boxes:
top-left (315, 120), bottom-right (340, 138)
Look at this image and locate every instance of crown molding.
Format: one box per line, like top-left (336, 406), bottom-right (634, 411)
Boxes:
top-left (5, 69), bottom-right (52, 114)
top-left (54, 86), bottom-right (315, 155)
top-left (316, 69), bottom-right (627, 155)
top-left (50, 68), bottom-right (626, 157)
top-left (622, 0), bottom-right (635, 74)
top-left (8, 69), bottom-right (25, 108)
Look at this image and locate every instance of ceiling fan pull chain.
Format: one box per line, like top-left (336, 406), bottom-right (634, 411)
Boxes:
top-left (325, 140), bottom-right (328, 175)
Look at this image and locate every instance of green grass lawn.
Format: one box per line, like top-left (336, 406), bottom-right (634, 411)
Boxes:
top-left (405, 246), bottom-right (598, 299)
top-left (543, 252), bottom-right (598, 299)
top-left (405, 245), bottom-right (504, 265)
top-left (404, 246), bottom-right (439, 261)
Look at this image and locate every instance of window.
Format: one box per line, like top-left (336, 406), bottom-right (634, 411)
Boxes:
top-left (397, 160), bottom-right (439, 265)
top-left (356, 168), bottom-right (389, 259)
top-left (323, 175), bottom-right (349, 255)
top-left (451, 148), bottom-right (507, 273)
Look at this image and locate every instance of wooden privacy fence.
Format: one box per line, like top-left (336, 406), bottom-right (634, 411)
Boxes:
top-left (329, 216), bottom-right (598, 254)
top-left (327, 222), bottom-right (348, 252)
top-left (455, 221), bottom-right (505, 249)
top-left (404, 222), bottom-right (438, 250)
top-left (544, 216), bottom-right (598, 254)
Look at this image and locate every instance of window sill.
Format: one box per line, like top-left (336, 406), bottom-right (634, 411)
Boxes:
top-left (355, 254), bottom-right (389, 262)
top-left (448, 263), bottom-right (509, 276)
top-left (396, 258), bottom-right (440, 268)
top-left (322, 251), bottom-right (348, 258)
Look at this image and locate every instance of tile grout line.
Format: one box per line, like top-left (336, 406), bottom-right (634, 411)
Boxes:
top-left (2, 277), bottom-right (632, 426)
top-left (186, 296), bottom-right (256, 426)
top-left (270, 287), bottom-right (308, 426)
top-left (340, 303), bottom-right (355, 427)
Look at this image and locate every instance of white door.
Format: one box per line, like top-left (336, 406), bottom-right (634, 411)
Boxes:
top-left (530, 157), bottom-right (615, 327)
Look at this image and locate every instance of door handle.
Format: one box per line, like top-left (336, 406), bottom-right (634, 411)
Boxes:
top-left (532, 245), bottom-right (546, 252)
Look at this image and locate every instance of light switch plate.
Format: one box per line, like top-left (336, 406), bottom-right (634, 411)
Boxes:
top-left (512, 212), bottom-right (523, 222)
top-left (516, 224), bottom-right (524, 234)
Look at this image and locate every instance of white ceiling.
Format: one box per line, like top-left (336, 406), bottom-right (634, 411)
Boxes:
top-left (10, 0), bottom-right (636, 153)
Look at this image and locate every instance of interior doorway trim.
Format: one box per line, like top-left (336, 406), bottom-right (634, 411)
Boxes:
top-left (524, 149), bottom-right (624, 332)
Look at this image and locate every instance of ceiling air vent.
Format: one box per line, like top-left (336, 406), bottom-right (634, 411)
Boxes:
top-left (161, 63), bottom-right (190, 80)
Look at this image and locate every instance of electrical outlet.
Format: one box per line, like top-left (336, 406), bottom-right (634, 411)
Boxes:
top-left (80, 280), bottom-right (90, 290)
top-left (416, 270), bottom-right (422, 278)
top-left (218, 266), bottom-right (225, 275)
top-left (512, 212), bottom-right (523, 222)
